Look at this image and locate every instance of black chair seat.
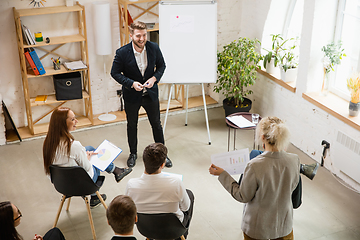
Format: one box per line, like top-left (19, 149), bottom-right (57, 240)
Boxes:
top-left (49, 165), bottom-right (107, 240)
top-left (136, 213), bottom-right (187, 240)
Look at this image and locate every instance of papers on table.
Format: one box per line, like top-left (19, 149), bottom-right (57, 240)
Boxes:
top-left (63, 60), bottom-right (87, 70)
top-left (90, 140), bottom-right (122, 171)
top-left (211, 148), bottom-right (250, 175)
top-left (226, 115), bottom-right (256, 128)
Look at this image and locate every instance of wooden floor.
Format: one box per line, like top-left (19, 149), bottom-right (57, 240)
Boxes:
top-left (7, 95), bottom-right (218, 142)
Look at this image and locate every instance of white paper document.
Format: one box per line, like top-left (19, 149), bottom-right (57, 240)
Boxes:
top-left (226, 115), bottom-right (256, 128)
top-left (211, 148), bottom-right (250, 175)
top-left (90, 140), bottom-right (122, 171)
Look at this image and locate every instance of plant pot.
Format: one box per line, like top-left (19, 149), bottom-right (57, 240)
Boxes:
top-left (223, 97), bottom-right (252, 117)
top-left (280, 68), bottom-right (298, 83)
top-left (266, 58), bottom-right (280, 78)
top-left (349, 101), bottom-right (360, 117)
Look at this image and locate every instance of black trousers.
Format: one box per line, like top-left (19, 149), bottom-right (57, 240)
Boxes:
top-left (182, 189), bottom-right (195, 239)
top-left (124, 95), bottom-right (164, 154)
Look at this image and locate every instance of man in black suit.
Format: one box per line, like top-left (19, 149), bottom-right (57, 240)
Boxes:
top-left (111, 21), bottom-right (172, 168)
top-left (106, 195), bottom-right (137, 239)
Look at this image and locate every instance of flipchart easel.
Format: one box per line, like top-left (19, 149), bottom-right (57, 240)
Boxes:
top-left (163, 83), bottom-right (211, 145)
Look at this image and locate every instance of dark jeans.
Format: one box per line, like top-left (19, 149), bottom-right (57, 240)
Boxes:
top-left (182, 189), bottom-right (195, 239)
top-left (124, 96), bottom-right (164, 154)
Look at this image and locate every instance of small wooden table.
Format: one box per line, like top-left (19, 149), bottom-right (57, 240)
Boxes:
top-left (225, 112), bottom-right (261, 151)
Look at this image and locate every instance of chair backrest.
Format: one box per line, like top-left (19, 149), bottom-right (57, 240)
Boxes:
top-left (49, 165), bottom-right (104, 197)
top-left (136, 213), bottom-right (187, 240)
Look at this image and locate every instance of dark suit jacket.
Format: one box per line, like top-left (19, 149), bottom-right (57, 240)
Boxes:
top-left (111, 41), bottom-right (166, 103)
top-left (111, 236), bottom-right (137, 240)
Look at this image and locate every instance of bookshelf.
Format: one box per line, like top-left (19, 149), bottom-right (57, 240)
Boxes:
top-left (13, 3), bottom-right (93, 135)
top-left (118, 0), bottom-right (159, 46)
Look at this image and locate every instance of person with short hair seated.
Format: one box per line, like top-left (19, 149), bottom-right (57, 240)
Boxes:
top-left (0, 201), bottom-right (65, 240)
top-left (106, 195), bottom-right (137, 239)
top-left (125, 143), bottom-right (194, 239)
top-left (43, 107), bottom-right (132, 208)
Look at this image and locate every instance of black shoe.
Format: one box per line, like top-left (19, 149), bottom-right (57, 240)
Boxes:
top-left (90, 194), bottom-right (107, 209)
top-left (300, 163), bottom-right (319, 180)
top-left (165, 156), bottom-right (173, 168)
top-left (114, 168), bottom-right (133, 183)
top-left (127, 153), bottom-right (137, 168)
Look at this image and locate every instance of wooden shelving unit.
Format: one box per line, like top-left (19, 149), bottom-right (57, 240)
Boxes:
top-left (13, 3), bottom-right (93, 135)
top-left (118, 0), bottom-right (159, 46)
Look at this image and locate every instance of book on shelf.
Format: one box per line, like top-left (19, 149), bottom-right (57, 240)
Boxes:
top-left (22, 25), bottom-right (36, 45)
top-left (35, 95), bottom-right (47, 102)
top-left (63, 60), bottom-right (87, 70)
top-left (28, 48), bottom-right (46, 75)
top-left (24, 50), bottom-right (39, 75)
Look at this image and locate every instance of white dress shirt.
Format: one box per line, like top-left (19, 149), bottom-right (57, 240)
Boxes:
top-left (53, 140), bottom-right (94, 178)
top-left (125, 172), bottom-right (190, 222)
top-left (132, 43), bottom-right (147, 77)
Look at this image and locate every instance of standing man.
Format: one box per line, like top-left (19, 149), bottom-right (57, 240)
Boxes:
top-left (111, 21), bottom-right (172, 168)
top-left (106, 195), bottom-right (138, 239)
top-left (125, 143), bottom-right (194, 239)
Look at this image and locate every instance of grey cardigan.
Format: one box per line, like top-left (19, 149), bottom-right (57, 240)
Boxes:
top-left (218, 151), bottom-right (300, 239)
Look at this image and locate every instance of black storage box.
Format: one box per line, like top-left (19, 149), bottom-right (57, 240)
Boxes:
top-left (53, 72), bottom-right (82, 101)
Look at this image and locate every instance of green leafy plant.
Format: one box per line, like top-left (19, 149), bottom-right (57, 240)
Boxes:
top-left (279, 37), bottom-right (298, 72)
top-left (263, 34), bottom-right (285, 69)
top-left (321, 41), bottom-right (346, 74)
top-left (214, 37), bottom-right (262, 107)
top-left (263, 34), bottom-right (298, 72)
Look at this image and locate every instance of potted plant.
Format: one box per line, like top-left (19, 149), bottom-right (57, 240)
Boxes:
top-left (321, 41), bottom-right (346, 95)
top-left (279, 37), bottom-right (299, 83)
top-left (347, 73), bottom-right (360, 116)
top-left (214, 37), bottom-right (262, 116)
top-left (263, 34), bottom-right (285, 76)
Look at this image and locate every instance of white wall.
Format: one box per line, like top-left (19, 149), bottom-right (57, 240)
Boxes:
top-left (0, 0), bottom-right (217, 136)
top-left (241, 0), bottom-right (360, 190)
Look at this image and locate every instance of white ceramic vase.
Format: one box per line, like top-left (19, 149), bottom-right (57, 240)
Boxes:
top-left (280, 68), bottom-right (298, 83)
top-left (265, 58), bottom-right (281, 78)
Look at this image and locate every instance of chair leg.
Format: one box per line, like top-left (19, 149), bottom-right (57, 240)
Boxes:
top-left (66, 197), bottom-right (71, 211)
top-left (53, 195), bottom-right (66, 228)
top-left (84, 196), bottom-right (97, 240)
top-left (180, 235), bottom-right (185, 240)
top-left (95, 191), bottom-right (107, 210)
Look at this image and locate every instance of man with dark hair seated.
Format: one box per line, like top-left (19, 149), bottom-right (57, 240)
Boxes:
top-left (106, 195), bottom-right (137, 239)
top-left (126, 143), bottom-right (194, 239)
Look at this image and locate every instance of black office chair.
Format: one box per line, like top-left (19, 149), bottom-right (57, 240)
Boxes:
top-left (49, 165), bottom-right (107, 240)
top-left (136, 213), bottom-right (187, 240)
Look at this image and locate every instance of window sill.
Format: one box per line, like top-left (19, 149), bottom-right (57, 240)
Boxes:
top-left (303, 92), bottom-right (360, 131)
top-left (257, 69), bottom-right (296, 93)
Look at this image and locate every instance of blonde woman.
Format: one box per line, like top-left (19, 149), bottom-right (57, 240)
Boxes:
top-left (209, 117), bottom-right (301, 240)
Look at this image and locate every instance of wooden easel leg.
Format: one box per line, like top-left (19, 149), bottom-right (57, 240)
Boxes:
top-left (84, 196), bottom-right (97, 240)
top-left (53, 195), bottom-right (66, 228)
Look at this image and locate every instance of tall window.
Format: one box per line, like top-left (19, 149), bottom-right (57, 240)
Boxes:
top-left (331, 0), bottom-right (360, 100)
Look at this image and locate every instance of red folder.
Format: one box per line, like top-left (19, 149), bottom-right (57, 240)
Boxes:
top-left (24, 51), bottom-right (39, 75)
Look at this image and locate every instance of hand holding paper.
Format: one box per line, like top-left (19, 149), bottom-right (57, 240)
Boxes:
top-left (211, 148), bottom-right (250, 175)
top-left (209, 164), bottom-right (224, 176)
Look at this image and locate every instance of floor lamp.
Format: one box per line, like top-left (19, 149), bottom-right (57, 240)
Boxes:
top-left (93, 1), bottom-right (116, 121)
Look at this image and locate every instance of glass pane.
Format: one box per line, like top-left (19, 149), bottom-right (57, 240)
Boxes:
top-left (333, 0), bottom-right (360, 97)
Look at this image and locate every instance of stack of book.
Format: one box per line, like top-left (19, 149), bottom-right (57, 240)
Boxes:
top-left (22, 24), bottom-right (45, 76)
